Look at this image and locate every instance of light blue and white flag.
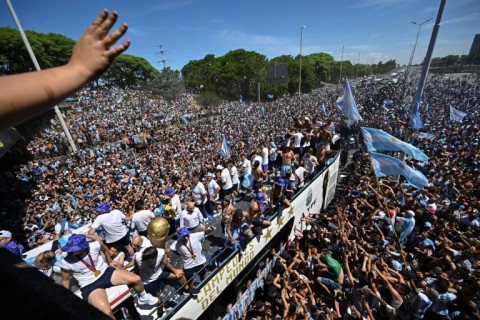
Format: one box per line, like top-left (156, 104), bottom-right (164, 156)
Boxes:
top-left (361, 127), bottom-right (428, 161)
top-left (220, 135), bottom-right (231, 159)
top-left (409, 99), bottom-right (423, 131)
top-left (383, 100), bottom-right (394, 106)
top-left (417, 132), bottom-right (436, 140)
top-left (449, 106), bottom-right (467, 123)
top-left (369, 152), bottom-right (429, 190)
top-left (322, 102), bottom-right (329, 117)
top-left (335, 78), bottom-right (362, 127)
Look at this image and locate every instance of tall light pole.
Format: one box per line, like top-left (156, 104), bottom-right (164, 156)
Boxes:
top-left (405, 18), bottom-right (432, 87)
top-left (298, 25), bottom-right (306, 97)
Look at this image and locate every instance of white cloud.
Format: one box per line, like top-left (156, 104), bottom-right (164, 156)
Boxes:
top-left (423, 6), bottom-right (437, 13)
top-left (443, 12), bottom-right (479, 24)
top-left (127, 27), bottom-right (150, 38)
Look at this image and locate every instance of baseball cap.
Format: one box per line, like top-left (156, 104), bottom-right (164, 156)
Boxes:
top-left (61, 234), bottom-right (89, 253)
top-left (177, 227), bottom-right (190, 239)
top-left (0, 230), bottom-right (12, 238)
top-left (216, 164), bottom-right (224, 170)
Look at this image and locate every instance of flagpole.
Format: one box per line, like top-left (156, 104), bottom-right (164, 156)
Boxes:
top-left (6, 0), bottom-right (77, 152)
top-left (298, 25), bottom-right (306, 97)
top-left (410, 0), bottom-right (447, 128)
top-left (339, 45), bottom-right (344, 85)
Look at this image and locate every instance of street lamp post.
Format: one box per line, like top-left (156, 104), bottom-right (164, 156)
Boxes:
top-left (298, 25), bottom-right (306, 97)
top-left (404, 18), bottom-right (432, 87)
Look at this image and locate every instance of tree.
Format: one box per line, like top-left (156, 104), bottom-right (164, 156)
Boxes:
top-left (196, 91), bottom-right (221, 108)
top-left (0, 27), bottom-right (74, 74)
top-left (307, 52), bottom-right (335, 83)
top-left (148, 67), bottom-right (185, 101)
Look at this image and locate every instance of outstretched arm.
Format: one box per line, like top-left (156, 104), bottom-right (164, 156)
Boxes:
top-left (0, 9), bottom-right (130, 130)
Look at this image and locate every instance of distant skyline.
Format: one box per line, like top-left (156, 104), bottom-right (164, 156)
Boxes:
top-left (0, 0), bottom-right (478, 71)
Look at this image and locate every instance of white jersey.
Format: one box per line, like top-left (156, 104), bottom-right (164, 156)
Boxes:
top-left (134, 247), bottom-right (166, 284)
top-left (192, 182), bottom-right (207, 205)
top-left (91, 209), bottom-right (128, 243)
top-left (170, 194), bottom-right (182, 213)
top-left (221, 168), bottom-right (233, 190)
top-left (261, 147), bottom-right (269, 166)
top-left (179, 208), bottom-right (204, 229)
top-left (230, 166), bottom-right (240, 185)
top-left (60, 241), bottom-right (108, 288)
top-left (132, 209), bottom-right (155, 232)
top-left (242, 159), bottom-right (252, 176)
top-left (207, 179), bottom-right (220, 200)
top-left (292, 132), bottom-right (304, 148)
top-left (169, 232), bottom-right (207, 270)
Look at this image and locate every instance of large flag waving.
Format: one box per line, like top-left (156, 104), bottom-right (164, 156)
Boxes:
top-left (335, 78), bottom-right (362, 127)
top-left (361, 127), bottom-right (428, 161)
top-left (369, 152), bottom-right (429, 190)
top-left (409, 99), bottom-right (423, 131)
top-left (220, 135), bottom-right (231, 159)
top-left (449, 106), bottom-right (467, 123)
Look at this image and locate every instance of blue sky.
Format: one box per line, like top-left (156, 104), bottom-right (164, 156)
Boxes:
top-left (0, 0), bottom-right (478, 71)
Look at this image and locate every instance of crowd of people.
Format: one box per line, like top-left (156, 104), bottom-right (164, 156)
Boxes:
top-left (0, 34), bottom-right (478, 318)
top-left (223, 72), bottom-right (479, 320)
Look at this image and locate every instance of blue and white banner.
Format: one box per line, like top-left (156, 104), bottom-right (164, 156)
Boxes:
top-left (220, 135), bottom-right (231, 159)
top-left (335, 78), bottom-right (362, 127)
top-left (409, 99), bottom-right (423, 131)
top-left (322, 102), bottom-right (329, 117)
top-left (449, 106), bottom-right (467, 123)
top-left (361, 127), bottom-right (428, 161)
top-left (369, 152), bottom-right (429, 190)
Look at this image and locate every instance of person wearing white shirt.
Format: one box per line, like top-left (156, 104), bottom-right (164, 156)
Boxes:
top-left (88, 202), bottom-right (134, 257)
top-left (217, 164), bottom-right (233, 200)
top-left (178, 201), bottom-right (205, 232)
top-left (206, 172), bottom-right (220, 215)
top-left (124, 245), bottom-right (186, 296)
top-left (290, 128), bottom-right (304, 155)
top-left (60, 234), bottom-right (158, 318)
top-left (228, 160), bottom-right (240, 202)
top-left (293, 161), bottom-right (308, 188)
top-left (191, 176), bottom-right (208, 218)
top-left (164, 187), bottom-right (182, 216)
top-left (131, 199), bottom-right (155, 236)
top-left (261, 143), bottom-right (269, 172)
top-left (268, 142), bottom-right (277, 171)
top-left (240, 154), bottom-right (252, 177)
top-left (167, 227), bottom-right (216, 292)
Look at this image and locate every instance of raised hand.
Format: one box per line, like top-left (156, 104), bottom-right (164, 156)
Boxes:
top-left (69, 9), bottom-right (130, 81)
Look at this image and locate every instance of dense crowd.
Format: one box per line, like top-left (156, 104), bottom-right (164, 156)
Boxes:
top-left (0, 69), bottom-right (479, 319)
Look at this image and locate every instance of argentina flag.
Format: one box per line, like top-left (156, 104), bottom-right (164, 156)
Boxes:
top-left (449, 106), bottom-right (467, 123)
top-left (335, 78), bottom-right (362, 127)
top-left (220, 135), bottom-right (231, 159)
top-left (369, 152), bottom-right (429, 190)
top-left (361, 127), bottom-right (428, 161)
top-left (409, 99), bottom-right (423, 131)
